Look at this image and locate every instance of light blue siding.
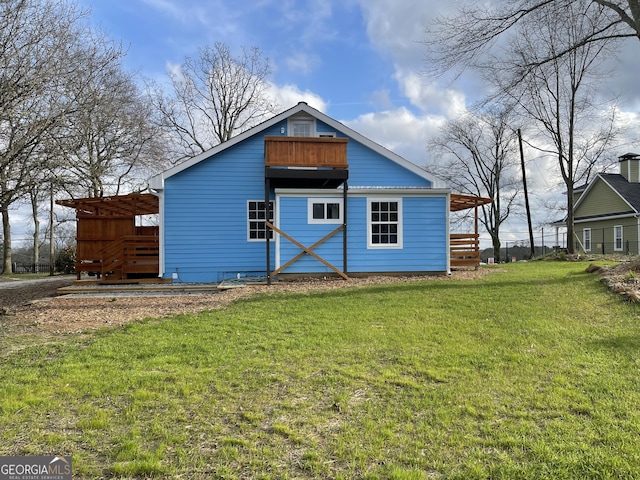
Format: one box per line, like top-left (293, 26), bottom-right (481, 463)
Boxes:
top-left (277, 194), bottom-right (447, 274)
top-left (278, 196), bottom-right (345, 273)
top-left (160, 114), bottom-right (445, 282)
top-left (162, 122), bottom-right (285, 282)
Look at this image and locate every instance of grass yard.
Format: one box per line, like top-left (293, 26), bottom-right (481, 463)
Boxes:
top-left (1, 261), bottom-right (640, 479)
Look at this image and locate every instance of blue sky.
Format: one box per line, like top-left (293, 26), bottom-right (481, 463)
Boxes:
top-left (10, 0), bottom-right (640, 248)
top-left (79, 0), bottom-right (473, 165)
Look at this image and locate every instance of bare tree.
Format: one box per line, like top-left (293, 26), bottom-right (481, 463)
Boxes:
top-left (425, 0), bottom-right (640, 77)
top-left (427, 107), bottom-right (520, 260)
top-left (0, 0), bottom-right (92, 275)
top-left (491, 1), bottom-right (621, 253)
top-left (59, 37), bottom-right (168, 198)
top-left (148, 42), bottom-right (278, 162)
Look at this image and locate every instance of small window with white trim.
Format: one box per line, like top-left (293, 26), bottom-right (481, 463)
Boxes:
top-left (248, 200), bottom-right (274, 241)
top-left (308, 198), bottom-right (342, 224)
top-left (291, 119), bottom-right (314, 137)
top-left (583, 228), bottom-right (591, 252)
top-left (614, 225), bottom-right (623, 251)
top-left (368, 198), bottom-right (402, 248)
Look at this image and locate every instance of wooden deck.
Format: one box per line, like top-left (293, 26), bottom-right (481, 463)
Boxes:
top-left (264, 136), bottom-right (348, 168)
top-left (450, 233), bottom-right (481, 268)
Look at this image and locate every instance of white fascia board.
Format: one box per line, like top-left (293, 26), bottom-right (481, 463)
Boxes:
top-left (574, 212), bottom-right (638, 223)
top-left (147, 102), bottom-right (447, 191)
top-left (276, 187), bottom-right (450, 197)
top-left (148, 103), bottom-right (313, 190)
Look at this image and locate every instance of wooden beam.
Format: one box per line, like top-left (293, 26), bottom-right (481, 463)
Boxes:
top-left (266, 222), bottom-right (348, 280)
top-left (271, 225), bottom-right (344, 276)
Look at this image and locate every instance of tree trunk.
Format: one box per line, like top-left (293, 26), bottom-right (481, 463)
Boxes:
top-left (492, 234), bottom-right (501, 264)
top-left (32, 196), bottom-right (40, 267)
top-left (2, 207), bottom-right (12, 275)
top-left (566, 190), bottom-right (575, 254)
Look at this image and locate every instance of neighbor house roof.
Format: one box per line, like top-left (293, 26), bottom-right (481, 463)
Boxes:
top-left (597, 173), bottom-right (640, 212)
top-left (149, 102), bottom-right (446, 190)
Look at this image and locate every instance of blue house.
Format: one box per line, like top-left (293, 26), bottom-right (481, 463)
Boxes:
top-left (148, 102), bottom-right (487, 283)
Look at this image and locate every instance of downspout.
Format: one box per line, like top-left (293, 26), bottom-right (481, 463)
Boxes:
top-left (150, 188), bottom-right (165, 279)
top-left (343, 181), bottom-right (348, 276)
top-left (446, 192), bottom-right (451, 274)
top-left (637, 215), bottom-right (640, 255)
top-left (265, 176), bottom-right (271, 285)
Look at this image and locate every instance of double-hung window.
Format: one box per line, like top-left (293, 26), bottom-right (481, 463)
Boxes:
top-left (368, 198), bottom-right (402, 248)
top-left (247, 201), bottom-right (274, 241)
top-left (308, 198), bottom-right (342, 224)
top-left (614, 225), bottom-right (623, 251)
top-left (583, 228), bottom-right (591, 252)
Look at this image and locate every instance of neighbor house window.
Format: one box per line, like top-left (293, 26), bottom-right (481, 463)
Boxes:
top-left (614, 225), bottom-right (623, 251)
top-left (308, 198), bottom-right (342, 224)
top-left (368, 198), bottom-right (402, 248)
top-left (583, 228), bottom-right (591, 252)
top-left (248, 201), bottom-right (274, 241)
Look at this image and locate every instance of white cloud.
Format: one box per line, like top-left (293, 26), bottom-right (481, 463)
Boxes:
top-left (395, 71), bottom-right (467, 117)
top-left (267, 83), bottom-right (328, 113)
top-left (345, 107), bottom-right (447, 166)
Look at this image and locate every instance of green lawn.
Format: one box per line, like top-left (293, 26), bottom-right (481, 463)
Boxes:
top-left (1, 261), bottom-right (640, 479)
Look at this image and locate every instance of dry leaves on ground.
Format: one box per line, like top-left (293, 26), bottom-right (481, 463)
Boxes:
top-left (1, 269), bottom-right (492, 336)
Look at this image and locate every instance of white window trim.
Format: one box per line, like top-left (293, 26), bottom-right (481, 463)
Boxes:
top-left (307, 198), bottom-right (343, 224)
top-left (614, 225), bottom-right (623, 251)
top-left (367, 197), bottom-right (403, 249)
top-left (583, 228), bottom-right (591, 252)
top-left (247, 200), bottom-right (274, 242)
top-left (288, 118), bottom-right (315, 137)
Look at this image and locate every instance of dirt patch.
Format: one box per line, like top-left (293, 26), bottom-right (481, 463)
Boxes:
top-left (0, 269), bottom-right (493, 337)
top-left (585, 259), bottom-right (640, 302)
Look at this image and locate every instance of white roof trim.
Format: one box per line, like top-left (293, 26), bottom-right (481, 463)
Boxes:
top-left (276, 187), bottom-right (450, 196)
top-left (149, 102), bottom-right (446, 190)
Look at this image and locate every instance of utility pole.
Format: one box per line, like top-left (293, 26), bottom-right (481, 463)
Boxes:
top-left (518, 129), bottom-right (535, 259)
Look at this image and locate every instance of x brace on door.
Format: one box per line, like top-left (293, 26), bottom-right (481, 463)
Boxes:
top-left (266, 221), bottom-right (348, 280)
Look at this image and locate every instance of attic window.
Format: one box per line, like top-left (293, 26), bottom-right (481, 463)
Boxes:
top-left (291, 119), bottom-right (313, 137)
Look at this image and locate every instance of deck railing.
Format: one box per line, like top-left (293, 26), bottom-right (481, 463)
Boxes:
top-left (264, 136), bottom-right (348, 169)
top-left (450, 233), bottom-right (481, 268)
top-left (100, 235), bottom-right (159, 280)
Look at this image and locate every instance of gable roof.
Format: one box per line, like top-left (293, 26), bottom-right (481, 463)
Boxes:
top-left (574, 172), bottom-right (640, 215)
top-left (149, 102), bottom-right (446, 190)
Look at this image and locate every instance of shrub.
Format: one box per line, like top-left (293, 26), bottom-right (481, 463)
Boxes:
top-left (55, 245), bottom-right (76, 274)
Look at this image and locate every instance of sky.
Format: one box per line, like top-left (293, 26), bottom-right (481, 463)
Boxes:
top-left (10, 0), bottom-right (640, 249)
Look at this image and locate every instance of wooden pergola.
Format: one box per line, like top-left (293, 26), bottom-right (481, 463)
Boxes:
top-left (449, 193), bottom-right (493, 268)
top-left (57, 193), bottom-right (160, 281)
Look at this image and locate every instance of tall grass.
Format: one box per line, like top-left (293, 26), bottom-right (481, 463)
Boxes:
top-left (1, 262), bottom-right (639, 479)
